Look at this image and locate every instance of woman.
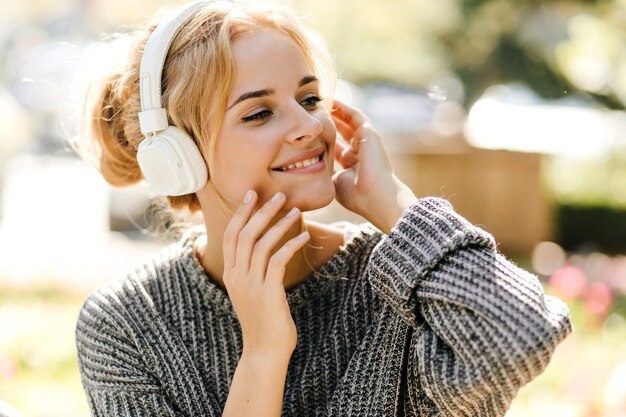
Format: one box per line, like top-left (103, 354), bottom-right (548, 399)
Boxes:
top-left (74, 1), bottom-right (572, 416)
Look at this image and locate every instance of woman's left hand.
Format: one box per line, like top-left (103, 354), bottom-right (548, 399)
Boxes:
top-left (331, 99), bottom-right (417, 234)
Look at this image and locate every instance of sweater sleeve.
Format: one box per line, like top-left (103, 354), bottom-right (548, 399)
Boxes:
top-left (75, 278), bottom-right (220, 417)
top-left (367, 197), bottom-right (572, 416)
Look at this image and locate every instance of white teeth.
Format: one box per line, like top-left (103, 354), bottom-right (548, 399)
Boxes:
top-left (280, 156), bottom-right (320, 171)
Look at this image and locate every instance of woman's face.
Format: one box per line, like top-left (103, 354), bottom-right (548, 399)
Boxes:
top-left (209, 29), bottom-right (337, 212)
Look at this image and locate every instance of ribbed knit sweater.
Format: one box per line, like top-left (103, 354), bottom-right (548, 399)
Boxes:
top-left (76, 197), bottom-right (572, 416)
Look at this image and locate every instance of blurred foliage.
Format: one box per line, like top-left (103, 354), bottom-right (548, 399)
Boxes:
top-left (3, 0), bottom-right (626, 109)
top-left (545, 149), bottom-right (626, 209)
top-left (291, 0), bottom-right (626, 108)
top-left (0, 284), bottom-right (88, 417)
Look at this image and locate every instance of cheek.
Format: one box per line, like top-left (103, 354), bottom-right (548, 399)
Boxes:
top-left (213, 137), bottom-right (275, 190)
top-left (218, 146), bottom-right (263, 174)
top-left (316, 109), bottom-right (337, 142)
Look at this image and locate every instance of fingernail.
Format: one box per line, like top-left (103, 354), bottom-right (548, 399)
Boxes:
top-left (244, 190), bottom-right (253, 203)
top-left (271, 192), bottom-right (283, 203)
top-left (298, 231), bottom-right (310, 240)
top-left (287, 207), bottom-right (300, 217)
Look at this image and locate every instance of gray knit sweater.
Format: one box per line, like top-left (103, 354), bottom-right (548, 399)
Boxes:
top-left (76, 198), bottom-right (571, 417)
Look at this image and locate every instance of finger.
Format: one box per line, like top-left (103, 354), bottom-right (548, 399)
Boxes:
top-left (334, 139), bottom-right (359, 170)
top-left (337, 130), bottom-right (364, 168)
top-left (340, 144), bottom-right (360, 168)
top-left (331, 114), bottom-right (354, 142)
top-left (334, 138), bottom-right (346, 166)
top-left (235, 192), bottom-right (286, 273)
top-left (248, 206), bottom-right (302, 279)
top-left (223, 190), bottom-right (257, 270)
top-left (331, 99), bottom-right (369, 129)
top-left (264, 231), bottom-right (310, 287)
top-left (332, 105), bottom-right (368, 159)
top-left (346, 127), bottom-right (364, 157)
top-left (333, 168), bottom-right (357, 203)
top-left (333, 119), bottom-right (362, 166)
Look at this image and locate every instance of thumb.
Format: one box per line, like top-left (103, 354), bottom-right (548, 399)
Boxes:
top-left (332, 167), bottom-right (358, 210)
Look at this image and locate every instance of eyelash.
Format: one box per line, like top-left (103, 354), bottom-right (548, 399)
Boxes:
top-left (241, 95), bottom-right (324, 123)
top-left (301, 95), bottom-right (323, 108)
top-left (242, 110), bottom-right (272, 122)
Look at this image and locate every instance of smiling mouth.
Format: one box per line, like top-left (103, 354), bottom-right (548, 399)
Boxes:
top-left (272, 154), bottom-right (323, 172)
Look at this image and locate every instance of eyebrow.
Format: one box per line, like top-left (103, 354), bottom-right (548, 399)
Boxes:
top-left (299, 75), bottom-right (318, 87)
top-left (227, 75), bottom-right (319, 110)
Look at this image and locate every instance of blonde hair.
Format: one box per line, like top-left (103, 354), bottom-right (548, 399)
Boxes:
top-left (78, 1), bottom-right (336, 212)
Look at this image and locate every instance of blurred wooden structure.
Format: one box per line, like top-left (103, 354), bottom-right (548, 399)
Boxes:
top-left (390, 145), bottom-right (551, 256)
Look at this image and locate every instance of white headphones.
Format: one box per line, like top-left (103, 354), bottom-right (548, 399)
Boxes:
top-left (136, 1), bottom-right (213, 196)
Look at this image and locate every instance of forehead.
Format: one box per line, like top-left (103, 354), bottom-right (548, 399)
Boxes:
top-left (230, 29), bottom-right (312, 91)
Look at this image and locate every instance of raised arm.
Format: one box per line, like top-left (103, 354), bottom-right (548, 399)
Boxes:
top-left (220, 190), bottom-right (310, 416)
top-left (368, 197), bottom-right (572, 416)
top-left (330, 100), bottom-right (571, 415)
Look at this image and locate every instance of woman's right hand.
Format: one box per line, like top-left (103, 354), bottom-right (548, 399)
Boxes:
top-left (222, 190), bottom-right (309, 361)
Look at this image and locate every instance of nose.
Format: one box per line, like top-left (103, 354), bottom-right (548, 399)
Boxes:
top-left (284, 103), bottom-right (323, 143)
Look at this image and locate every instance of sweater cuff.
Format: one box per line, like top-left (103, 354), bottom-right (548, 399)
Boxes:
top-left (368, 197), bottom-right (496, 322)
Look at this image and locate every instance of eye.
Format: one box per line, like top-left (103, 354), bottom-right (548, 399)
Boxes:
top-left (241, 109), bottom-right (273, 122)
top-left (300, 95), bottom-right (323, 110)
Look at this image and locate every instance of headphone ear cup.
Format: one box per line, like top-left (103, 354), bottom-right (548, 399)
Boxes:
top-left (137, 126), bottom-right (208, 196)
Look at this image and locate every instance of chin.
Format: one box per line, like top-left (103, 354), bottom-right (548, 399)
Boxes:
top-left (286, 183), bottom-right (335, 212)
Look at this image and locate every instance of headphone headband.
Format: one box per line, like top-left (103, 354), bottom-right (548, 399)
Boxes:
top-left (138, 1), bottom-right (212, 135)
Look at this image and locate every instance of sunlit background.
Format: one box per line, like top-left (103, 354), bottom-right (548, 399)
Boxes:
top-left (1, 0), bottom-right (626, 416)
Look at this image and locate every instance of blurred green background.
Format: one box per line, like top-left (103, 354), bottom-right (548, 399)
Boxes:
top-left (1, 0), bottom-right (626, 416)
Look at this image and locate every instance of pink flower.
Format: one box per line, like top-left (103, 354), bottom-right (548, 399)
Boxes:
top-left (549, 265), bottom-right (588, 299)
top-left (584, 283), bottom-right (614, 318)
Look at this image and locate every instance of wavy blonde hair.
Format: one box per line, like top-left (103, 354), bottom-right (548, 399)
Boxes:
top-left (78, 1), bottom-right (336, 212)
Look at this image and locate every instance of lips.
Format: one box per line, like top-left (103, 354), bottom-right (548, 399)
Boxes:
top-left (271, 147), bottom-right (325, 171)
